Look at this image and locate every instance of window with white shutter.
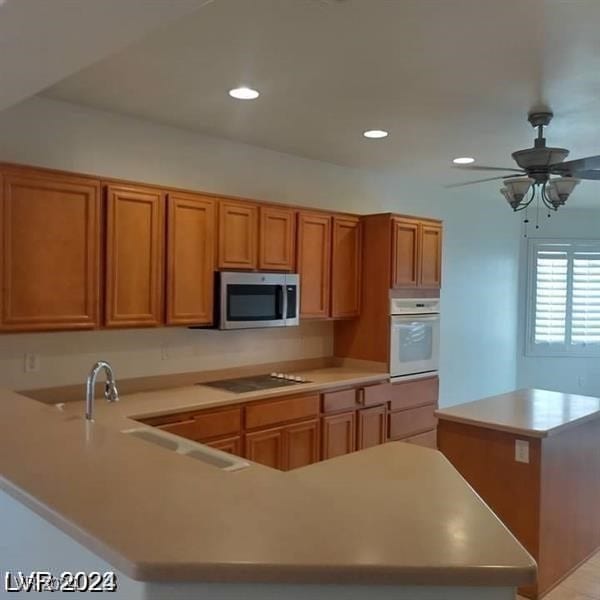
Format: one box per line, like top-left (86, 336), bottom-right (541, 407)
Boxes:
top-left (527, 240), bottom-right (600, 356)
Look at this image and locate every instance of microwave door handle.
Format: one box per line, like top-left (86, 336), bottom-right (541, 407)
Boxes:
top-left (281, 284), bottom-right (288, 322)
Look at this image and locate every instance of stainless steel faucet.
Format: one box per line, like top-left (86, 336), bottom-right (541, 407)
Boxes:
top-left (85, 361), bottom-right (120, 421)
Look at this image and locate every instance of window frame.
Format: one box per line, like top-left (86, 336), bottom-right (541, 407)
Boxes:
top-left (526, 238), bottom-right (600, 357)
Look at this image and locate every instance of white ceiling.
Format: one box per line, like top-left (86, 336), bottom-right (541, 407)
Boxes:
top-left (25, 0), bottom-right (600, 209)
top-left (0, 0), bottom-right (215, 113)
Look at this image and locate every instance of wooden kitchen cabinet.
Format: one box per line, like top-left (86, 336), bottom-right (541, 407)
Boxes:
top-left (391, 217), bottom-right (442, 289)
top-left (285, 419), bottom-right (320, 470)
top-left (389, 376), bottom-right (439, 412)
top-left (218, 199), bottom-right (258, 269)
top-left (297, 212), bottom-right (331, 318)
top-left (166, 192), bottom-right (216, 325)
top-left (331, 216), bottom-right (362, 318)
top-left (322, 411), bottom-right (356, 459)
top-left (420, 223), bottom-right (442, 288)
top-left (245, 426), bottom-right (286, 470)
top-left (105, 184), bottom-right (164, 327)
top-left (0, 167), bottom-right (101, 331)
top-left (391, 217), bottom-right (420, 288)
top-left (357, 404), bottom-right (387, 450)
top-left (206, 435), bottom-right (243, 456)
top-left (259, 206), bottom-right (296, 271)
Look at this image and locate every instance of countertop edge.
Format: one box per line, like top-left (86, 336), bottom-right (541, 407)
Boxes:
top-left (435, 409), bottom-right (600, 438)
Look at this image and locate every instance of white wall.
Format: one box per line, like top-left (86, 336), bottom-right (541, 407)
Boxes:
top-left (0, 97), bottom-right (521, 405)
top-left (517, 208), bottom-right (600, 397)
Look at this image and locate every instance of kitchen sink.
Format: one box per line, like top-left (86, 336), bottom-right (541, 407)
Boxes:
top-left (122, 427), bottom-right (250, 472)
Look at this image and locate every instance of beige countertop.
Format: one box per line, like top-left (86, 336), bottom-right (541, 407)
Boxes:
top-left (0, 367), bottom-right (536, 587)
top-left (435, 388), bottom-right (600, 438)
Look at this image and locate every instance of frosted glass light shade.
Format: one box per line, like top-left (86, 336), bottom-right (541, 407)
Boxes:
top-left (503, 177), bottom-right (534, 199)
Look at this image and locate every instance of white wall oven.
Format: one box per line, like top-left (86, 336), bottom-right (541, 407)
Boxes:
top-left (390, 298), bottom-right (440, 381)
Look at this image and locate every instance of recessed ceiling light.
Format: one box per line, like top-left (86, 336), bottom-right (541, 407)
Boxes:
top-left (452, 157), bottom-right (475, 164)
top-left (363, 129), bottom-right (389, 139)
top-left (228, 87), bottom-right (260, 100)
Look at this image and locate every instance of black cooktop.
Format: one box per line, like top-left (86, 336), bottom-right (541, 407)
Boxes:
top-left (201, 374), bottom-right (311, 394)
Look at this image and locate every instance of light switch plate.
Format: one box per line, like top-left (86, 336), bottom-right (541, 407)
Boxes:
top-left (24, 353), bottom-right (40, 373)
top-left (515, 439), bottom-right (530, 464)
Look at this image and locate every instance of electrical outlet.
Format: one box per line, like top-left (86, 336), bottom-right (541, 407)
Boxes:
top-left (24, 353), bottom-right (40, 373)
top-left (515, 439), bottom-right (530, 464)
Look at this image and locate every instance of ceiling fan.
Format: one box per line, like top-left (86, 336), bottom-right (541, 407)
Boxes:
top-left (447, 109), bottom-right (600, 213)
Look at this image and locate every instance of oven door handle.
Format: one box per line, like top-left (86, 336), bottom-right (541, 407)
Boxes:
top-left (392, 315), bottom-right (440, 323)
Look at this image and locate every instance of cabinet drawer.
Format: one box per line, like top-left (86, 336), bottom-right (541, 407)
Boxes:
top-left (191, 408), bottom-right (241, 439)
top-left (389, 376), bottom-right (438, 411)
top-left (158, 419), bottom-right (198, 440)
top-left (245, 394), bottom-right (320, 430)
top-left (157, 407), bottom-right (241, 441)
top-left (389, 405), bottom-right (437, 440)
top-left (359, 382), bottom-right (391, 407)
top-left (402, 429), bottom-right (437, 449)
top-left (322, 388), bottom-right (357, 413)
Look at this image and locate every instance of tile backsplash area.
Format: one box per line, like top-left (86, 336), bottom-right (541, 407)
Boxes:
top-left (0, 321), bottom-right (333, 390)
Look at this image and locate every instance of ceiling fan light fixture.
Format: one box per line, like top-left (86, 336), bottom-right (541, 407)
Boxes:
top-left (551, 177), bottom-right (580, 197)
top-left (452, 157), bottom-right (475, 164)
top-left (503, 177), bottom-right (534, 201)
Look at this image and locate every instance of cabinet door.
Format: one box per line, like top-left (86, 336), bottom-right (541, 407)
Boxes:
top-left (297, 212), bottom-right (331, 318)
top-left (357, 405), bottom-right (387, 450)
top-left (285, 419), bottom-right (320, 470)
top-left (0, 169), bottom-right (100, 331)
top-left (206, 435), bottom-right (243, 456)
top-left (259, 206), bottom-right (295, 271)
top-left (166, 193), bottom-right (215, 325)
top-left (245, 427), bottom-right (285, 469)
top-left (391, 218), bottom-right (419, 288)
top-left (419, 223), bottom-right (442, 288)
top-left (331, 216), bottom-right (362, 318)
top-left (218, 200), bottom-right (258, 269)
top-left (105, 184), bottom-right (164, 327)
top-left (322, 411), bottom-right (356, 460)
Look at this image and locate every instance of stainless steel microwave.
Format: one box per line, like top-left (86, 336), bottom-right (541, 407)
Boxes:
top-left (217, 272), bottom-right (300, 330)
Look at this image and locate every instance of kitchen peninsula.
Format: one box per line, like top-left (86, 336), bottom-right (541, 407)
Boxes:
top-left (0, 369), bottom-right (535, 600)
top-left (437, 388), bottom-right (600, 599)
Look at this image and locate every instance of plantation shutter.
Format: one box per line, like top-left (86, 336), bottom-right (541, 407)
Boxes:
top-left (571, 250), bottom-right (600, 345)
top-left (533, 248), bottom-right (568, 345)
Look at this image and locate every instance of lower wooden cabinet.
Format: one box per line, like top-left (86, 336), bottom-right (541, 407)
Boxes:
top-left (245, 427), bottom-right (286, 469)
top-left (357, 405), bottom-right (386, 450)
top-left (388, 405), bottom-right (437, 440)
top-left (285, 419), bottom-right (320, 470)
top-left (245, 419), bottom-right (319, 470)
top-left (206, 435), bottom-right (243, 456)
top-left (322, 411), bottom-right (356, 460)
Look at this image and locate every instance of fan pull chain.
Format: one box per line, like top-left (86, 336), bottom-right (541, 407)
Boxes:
top-left (523, 206), bottom-right (529, 238)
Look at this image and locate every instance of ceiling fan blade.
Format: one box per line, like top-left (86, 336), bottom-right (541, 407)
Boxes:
top-left (452, 165), bottom-right (525, 173)
top-left (568, 170), bottom-right (600, 180)
top-left (550, 155), bottom-right (600, 173)
top-left (444, 174), bottom-right (523, 189)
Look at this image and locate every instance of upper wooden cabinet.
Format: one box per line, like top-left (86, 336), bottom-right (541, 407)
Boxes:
top-left (218, 200), bottom-right (258, 269)
top-left (259, 206), bottom-right (296, 271)
top-left (105, 184), bottom-right (164, 328)
top-left (0, 167), bottom-right (101, 331)
top-left (420, 223), bottom-right (443, 288)
top-left (331, 216), bottom-right (362, 318)
top-left (166, 192), bottom-right (216, 325)
top-left (391, 217), bottom-right (443, 289)
top-left (297, 212), bottom-right (332, 319)
top-left (391, 218), bottom-right (420, 288)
